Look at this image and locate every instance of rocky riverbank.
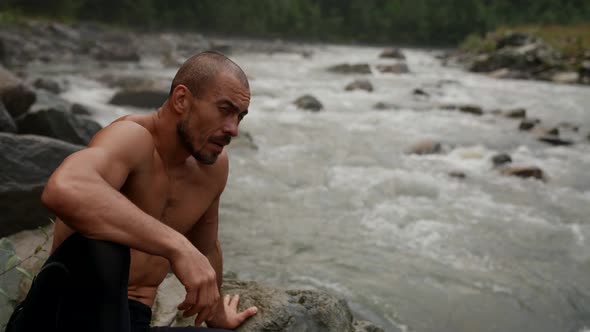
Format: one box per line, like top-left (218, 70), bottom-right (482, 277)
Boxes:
top-left (444, 30), bottom-right (590, 85)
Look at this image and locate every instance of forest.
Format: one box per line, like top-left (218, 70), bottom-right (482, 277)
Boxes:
top-left (1, 0), bottom-right (590, 45)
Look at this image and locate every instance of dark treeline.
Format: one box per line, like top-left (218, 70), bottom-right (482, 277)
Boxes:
top-left (2, 0), bottom-right (590, 45)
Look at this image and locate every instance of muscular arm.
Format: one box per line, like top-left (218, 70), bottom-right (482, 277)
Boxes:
top-left (42, 121), bottom-right (191, 261)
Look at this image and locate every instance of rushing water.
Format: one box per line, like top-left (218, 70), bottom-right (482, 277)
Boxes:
top-left (30, 43), bottom-right (590, 332)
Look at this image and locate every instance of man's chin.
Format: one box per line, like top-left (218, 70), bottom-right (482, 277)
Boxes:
top-left (193, 152), bottom-right (218, 165)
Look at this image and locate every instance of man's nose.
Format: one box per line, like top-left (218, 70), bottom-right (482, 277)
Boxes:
top-left (222, 118), bottom-right (239, 137)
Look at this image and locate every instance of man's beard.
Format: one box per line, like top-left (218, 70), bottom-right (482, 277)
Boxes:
top-left (177, 119), bottom-right (218, 165)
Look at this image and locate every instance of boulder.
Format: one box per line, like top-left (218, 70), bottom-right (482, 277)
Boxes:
top-left (578, 61), bottom-right (590, 84)
top-left (327, 63), bottom-right (371, 75)
top-left (448, 171), bottom-right (466, 179)
top-left (71, 103), bottom-right (93, 116)
top-left (536, 135), bottom-right (573, 146)
top-left (29, 89), bottom-right (71, 113)
top-left (376, 63), bottom-right (409, 74)
top-left (458, 105), bottom-right (483, 116)
top-left (491, 153), bottom-right (512, 167)
top-left (412, 88), bottom-right (429, 97)
top-left (519, 118), bottom-right (541, 131)
top-left (0, 101), bottom-right (17, 133)
top-left (372, 102), bottom-right (398, 110)
top-left (379, 48), bottom-right (405, 60)
top-left (294, 95), bottom-right (323, 112)
top-left (503, 108), bottom-right (526, 118)
top-left (406, 140), bottom-right (442, 155)
top-left (353, 320), bottom-right (385, 332)
top-left (33, 77), bottom-right (62, 94)
top-left (501, 166), bottom-right (545, 181)
top-left (110, 89), bottom-right (169, 109)
top-left (0, 133), bottom-right (82, 237)
top-left (153, 274), bottom-right (380, 332)
top-left (0, 66), bottom-right (36, 118)
top-left (345, 79), bottom-right (373, 92)
top-left (16, 109), bottom-right (102, 146)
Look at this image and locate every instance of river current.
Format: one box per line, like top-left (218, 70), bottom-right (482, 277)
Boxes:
top-left (31, 43), bottom-right (590, 332)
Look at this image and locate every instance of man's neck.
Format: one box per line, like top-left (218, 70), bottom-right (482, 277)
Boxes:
top-left (151, 107), bottom-right (191, 168)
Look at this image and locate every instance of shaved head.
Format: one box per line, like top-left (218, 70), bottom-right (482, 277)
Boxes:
top-left (169, 51), bottom-right (249, 98)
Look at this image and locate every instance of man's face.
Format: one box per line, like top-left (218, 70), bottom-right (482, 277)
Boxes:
top-left (177, 72), bottom-right (250, 164)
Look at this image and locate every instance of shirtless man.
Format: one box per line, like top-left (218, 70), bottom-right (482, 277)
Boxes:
top-left (6, 51), bottom-right (257, 332)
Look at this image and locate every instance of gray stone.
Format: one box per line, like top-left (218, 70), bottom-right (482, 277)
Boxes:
top-left (458, 105), bottom-right (483, 116)
top-left (294, 95), bottom-right (323, 112)
top-left (406, 140), bottom-right (442, 155)
top-left (448, 171), bottom-right (466, 179)
top-left (501, 166), bottom-right (545, 181)
top-left (379, 48), bottom-right (405, 60)
top-left (0, 133), bottom-right (83, 237)
top-left (33, 77), bottom-right (62, 94)
top-left (345, 79), bottom-right (373, 92)
top-left (491, 154), bottom-right (512, 167)
top-left (376, 63), bottom-right (410, 74)
top-left (157, 275), bottom-right (363, 332)
top-left (373, 102), bottom-right (398, 110)
top-left (29, 89), bottom-right (71, 113)
top-left (353, 320), bottom-right (385, 332)
top-left (327, 63), bottom-right (371, 75)
top-left (412, 88), bottom-right (429, 97)
top-left (519, 118), bottom-right (541, 131)
top-left (578, 61), bottom-right (590, 84)
top-left (71, 103), bottom-right (93, 116)
top-left (110, 89), bottom-right (169, 109)
top-left (17, 109), bottom-right (102, 146)
top-left (537, 135), bottom-right (573, 146)
top-left (0, 238), bottom-right (23, 331)
top-left (503, 108), bottom-right (526, 118)
top-left (92, 43), bottom-right (140, 62)
top-left (0, 101), bottom-right (17, 133)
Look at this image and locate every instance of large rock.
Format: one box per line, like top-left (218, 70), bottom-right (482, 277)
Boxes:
top-left (110, 89), bottom-right (169, 109)
top-left (0, 238), bottom-right (24, 331)
top-left (579, 61), bottom-right (590, 85)
top-left (92, 42), bottom-right (140, 62)
top-left (406, 140), bottom-right (442, 155)
top-left (501, 166), bottom-right (545, 180)
top-left (345, 79), bottom-right (373, 92)
top-left (153, 274), bottom-right (381, 332)
top-left (0, 66), bottom-right (36, 118)
top-left (0, 133), bottom-right (83, 237)
top-left (294, 95), bottom-right (323, 112)
top-left (503, 108), bottom-right (526, 118)
top-left (491, 153), bottom-right (512, 167)
top-left (379, 48), bottom-right (405, 60)
top-left (33, 77), bottom-right (63, 94)
top-left (17, 109), bottom-right (102, 145)
top-left (376, 63), bottom-right (410, 74)
top-left (327, 63), bottom-right (371, 75)
top-left (0, 101), bottom-right (17, 133)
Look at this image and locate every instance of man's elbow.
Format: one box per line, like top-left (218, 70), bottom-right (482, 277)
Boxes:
top-left (41, 173), bottom-right (78, 217)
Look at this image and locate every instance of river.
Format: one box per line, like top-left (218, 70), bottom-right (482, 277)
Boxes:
top-left (29, 42), bottom-right (590, 332)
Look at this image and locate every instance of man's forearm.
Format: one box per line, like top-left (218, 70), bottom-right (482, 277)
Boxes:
top-left (207, 240), bottom-right (223, 291)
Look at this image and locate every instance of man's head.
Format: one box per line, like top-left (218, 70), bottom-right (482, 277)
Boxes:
top-left (168, 51), bottom-right (250, 165)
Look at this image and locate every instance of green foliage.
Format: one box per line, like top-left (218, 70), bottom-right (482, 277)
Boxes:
top-left (1, 0), bottom-right (589, 45)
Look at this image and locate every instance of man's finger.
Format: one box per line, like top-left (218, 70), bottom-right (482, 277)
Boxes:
top-left (238, 306), bottom-right (258, 322)
top-left (229, 294), bottom-right (239, 309)
top-left (194, 306), bottom-right (211, 327)
top-left (223, 294), bottom-right (231, 306)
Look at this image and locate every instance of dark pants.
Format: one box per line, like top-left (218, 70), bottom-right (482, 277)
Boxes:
top-left (5, 233), bottom-right (232, 332)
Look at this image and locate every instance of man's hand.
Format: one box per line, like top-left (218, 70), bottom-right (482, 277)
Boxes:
top-left (170, 244), bottom-right (220, 327)
top-left (205, 294), bottom-right (258, 329)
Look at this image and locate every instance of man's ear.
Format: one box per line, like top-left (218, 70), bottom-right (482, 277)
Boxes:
top-left (171, 85), bottom-right (192, 115)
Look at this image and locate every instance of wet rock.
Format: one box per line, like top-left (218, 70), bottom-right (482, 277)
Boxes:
top-left (294, 95), bottom-right (323, 112)
top-left (373, 102), bottom-right (398, 110)
top-left (17, 109), bottom-right (102, 146)
top-left (353, 320), bottom-right (386, 332)
top-left (110, 89), bottom-right (169, 109)
top-left (406, 140), bottom-right (442, 155)
top-left (92, 43), bottom-right (140, 62)
top-left (491, 153), bottom-right (512, 167)
top-left (530, 126), bottom-right (559, 137)
top-left (587, 132), bottom-right (590, 141)
top-left (376, 63), bottom-right (409, 74)
top-left (579, 61), bottom-right (590, 84)
top-left (379, 48), bottom-right (405, 60)
top-left (0, 66), bottom-right (36, 118)
top-left (519, 118), bottom-right (541, 131)
top-left (503, 108), bottom-right (526, 118)
top-left (48, 22), bottom-right (80, 41)
top-left (345, 79), bottom-right (373, 92)
top-left (28, 89), bottom-right (71, 113)
top-left (501, 165), bottom-right (545, 181)
top-left (71, 103), bottom-right (93, 116)
top-left (458, 105), bottom-right (483, 116)
top-left (0, 101), bottom-right (17, 133)
top-left (153, 274), bottom-right (377, 332)
top-left (412, 88), bottom-right (429, 97)
top-left (327, 63), bottom-right (371, 75)
top-left (537, 135), bottom-right (573, 146)
top-left (33, 77), bottom-right (62, 94)
top-left (0, 133), bottom-right (82, 237)
top-left (448, 171), bottom-right (466, 179)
